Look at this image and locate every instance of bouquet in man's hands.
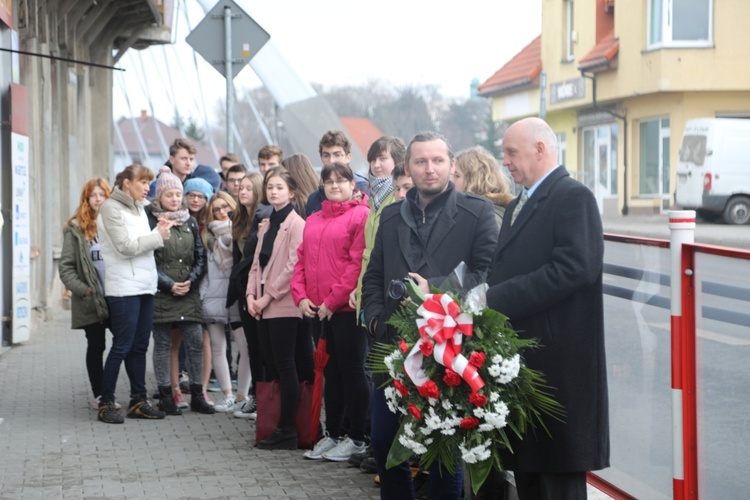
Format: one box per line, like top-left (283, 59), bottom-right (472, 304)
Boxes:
top-left (367, 264), bottom-right (563, 494)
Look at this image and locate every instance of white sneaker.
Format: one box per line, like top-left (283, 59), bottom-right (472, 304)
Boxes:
top-left (214, 396), bottom-right (236, 413)
top-left (322, 437), bottom-right (367, 462)
top-left (233, 398), bottom-right (257, 420)
top-left (303, 435), bottom-right (339, 460)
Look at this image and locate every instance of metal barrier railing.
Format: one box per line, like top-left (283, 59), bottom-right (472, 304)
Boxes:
top-left (593, 212), bottom-right (750, 500)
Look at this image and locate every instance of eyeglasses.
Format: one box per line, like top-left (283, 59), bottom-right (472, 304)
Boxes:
top-left (226, 178), bottom-right (243, 185)
top-left (186, 193), bottom-right (206, 200)
top-left (323, 178), bottom-right (351, 187)
top-left (321, 151), bottom-right (346, 161)
top-left (212, 205), bottom-right (230, 214)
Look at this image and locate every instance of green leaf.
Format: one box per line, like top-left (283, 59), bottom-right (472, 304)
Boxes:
top-left (406, 278), bottom-right (426, 304)
top-left (386, 420), bottom-right (417, 470)
top-left (468, 459), bottom-right (494, 495)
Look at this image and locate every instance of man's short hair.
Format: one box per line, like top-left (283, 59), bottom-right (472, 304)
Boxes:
top-left (318, 130), bottom-right (351, 156)
top-left (220, 153), bottom-right (240, 165)
top-left (258, 145), bottom-right (284, 160)
top-left (226, 163), bottom-right (248, 176)
top-left (391, 163), bottom-right (407, 180)
top-left (405, 131), bottom-right (453, 165)
top-left (169, 138), bottom-right (197, 157)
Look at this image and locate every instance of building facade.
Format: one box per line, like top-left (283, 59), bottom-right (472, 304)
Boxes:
top-left (479, 0), bottom-right (750, 216)
top-left (1, 1), bottom-right (173, 346)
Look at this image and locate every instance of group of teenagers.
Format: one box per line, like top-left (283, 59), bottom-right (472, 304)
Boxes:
top-left (59, 118), bottom-right (609, 500)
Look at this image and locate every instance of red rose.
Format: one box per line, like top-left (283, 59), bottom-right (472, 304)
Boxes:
top-left (419, 339), bottom-right (434, 357)
top-left (469, 352), bottom-right (486, 368)
top-left (469, 392), bottom-right (487, 407)
top-left (443, 368), bottom-right (462, 387)
top-left (417, 380), bottom-right (439, 399)
top-left (393, 379), bottom-right (409, 397)
top-left (409, 403), bottom-right (422, 420)
top-left (399, 339), bottom-right (409, 353)
top-left (460, 417), bottom-right (480, 429)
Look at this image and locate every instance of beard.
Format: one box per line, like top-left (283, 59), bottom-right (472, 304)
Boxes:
top-left (416, 179), bottom-right (450, 199)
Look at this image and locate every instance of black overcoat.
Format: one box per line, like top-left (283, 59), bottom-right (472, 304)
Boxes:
top-left (486, 166), bottom-right (610, 473)
top-left (362, 187), bottom-right (498, 349)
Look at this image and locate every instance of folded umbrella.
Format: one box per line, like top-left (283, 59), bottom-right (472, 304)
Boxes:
top-left (309, 322), bottom-right (329, 445)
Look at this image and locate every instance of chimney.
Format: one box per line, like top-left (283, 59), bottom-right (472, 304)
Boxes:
top-left (140, 109), bottom-right (148, 121)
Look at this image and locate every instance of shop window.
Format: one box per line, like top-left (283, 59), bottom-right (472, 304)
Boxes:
top-left (556, 133), bottom-right (567, 167)
top-left (639, 118), bottom-right (671, 197)
top-left (648, 0), bottom-right (712, 47)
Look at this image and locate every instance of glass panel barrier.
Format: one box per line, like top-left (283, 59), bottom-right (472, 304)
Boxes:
top-left (595, 240), bottom-right (672, 499)
top-left (694, 252), bottom-right (750, 498)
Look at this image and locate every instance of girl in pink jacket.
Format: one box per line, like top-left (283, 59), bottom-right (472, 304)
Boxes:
top-left (291, 162), bottom-right (371, 462)
top-left (246, 168), bottom-right (308, 450)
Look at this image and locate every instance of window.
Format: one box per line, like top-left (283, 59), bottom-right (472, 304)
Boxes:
top-left (556, 133), bottom-right (567, 166)
top-left (639, 118), bottom-right (671, 197)
top-left (564, 0), bottom-right (575, 61)
top-left (648, 0), bottom-right (712, 47)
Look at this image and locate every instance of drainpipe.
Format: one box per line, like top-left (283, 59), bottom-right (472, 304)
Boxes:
top-left (581, 71), bottom-right (629, 215)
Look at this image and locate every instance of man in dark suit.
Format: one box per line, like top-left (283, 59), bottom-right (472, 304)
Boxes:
top-left (362, 131), bottom-right (498, 499)
top-left (486, 117), bottom-right (610, 499)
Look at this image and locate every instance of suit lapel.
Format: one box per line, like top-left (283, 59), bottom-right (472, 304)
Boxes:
top-left (496, 167), bottom-right (570, 254)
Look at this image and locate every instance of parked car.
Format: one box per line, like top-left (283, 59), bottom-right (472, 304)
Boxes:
top-left (675, 118), bottom-right (750, 224)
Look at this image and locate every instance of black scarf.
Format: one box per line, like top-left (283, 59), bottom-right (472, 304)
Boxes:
top-left (258, 203), bottom-right (294, 268)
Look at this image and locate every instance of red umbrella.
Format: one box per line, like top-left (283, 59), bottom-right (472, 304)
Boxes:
top-left (309, 324), bottom-right (329, 444)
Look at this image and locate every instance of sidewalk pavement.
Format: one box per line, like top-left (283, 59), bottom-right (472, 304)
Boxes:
top-left (0, 314), bottom-right (614, 499)
top-left (603, 213), bottom-right (750, 249)
top-left (0, 314), bottom-right (381, 499)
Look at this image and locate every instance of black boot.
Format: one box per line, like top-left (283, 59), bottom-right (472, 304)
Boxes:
top-left (257, 425), bottom-right (298, 450)
top-left (190, 384), bottom-right (215, 414)
top-left (157, 386), bottom-right (182, 416)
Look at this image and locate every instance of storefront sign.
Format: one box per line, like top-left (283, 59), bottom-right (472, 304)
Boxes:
top-left (550, 77), bottom-right (585, 104)
top-left (11, 132), bottom-right (30, 343)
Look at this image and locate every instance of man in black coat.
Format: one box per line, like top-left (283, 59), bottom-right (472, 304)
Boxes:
top-left (486, 118), bottom-right (610, 499)
top-left (362, 131), bottom-right (498, 499)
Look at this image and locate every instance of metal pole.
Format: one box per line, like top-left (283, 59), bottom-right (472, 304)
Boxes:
top-left (668, 210), bottom-right (696, 499)
top-left (224, 5), bottom-right (233, 154)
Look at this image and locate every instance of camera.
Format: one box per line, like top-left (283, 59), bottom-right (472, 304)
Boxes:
top-left (388, 276), bottom-right (415, 301)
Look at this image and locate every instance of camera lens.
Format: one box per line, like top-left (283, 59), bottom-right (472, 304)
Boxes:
top-left (388, 279), bottom-right (408, 301)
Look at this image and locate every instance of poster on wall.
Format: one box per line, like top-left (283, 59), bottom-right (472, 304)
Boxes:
top-left (11, 132), bottom-right (30, 343)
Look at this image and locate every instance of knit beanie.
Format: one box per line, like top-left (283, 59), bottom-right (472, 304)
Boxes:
top-left (184, 177), bottom-right (214, 201)
top-left (155, 166), bottom-right (183, 200)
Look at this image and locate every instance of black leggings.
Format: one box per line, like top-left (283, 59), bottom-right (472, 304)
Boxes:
top-left (239, 305), bottom-right (265, 396)
top-left (320, 312), bottom-right (370, 442)
top-left (83, 322), bottom-right (108, 398)
top-left (257, 317), bottom-right (309, 428)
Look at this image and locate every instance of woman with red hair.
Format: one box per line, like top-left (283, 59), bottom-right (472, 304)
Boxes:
top-left (59, 177), bottom-right (114, 409)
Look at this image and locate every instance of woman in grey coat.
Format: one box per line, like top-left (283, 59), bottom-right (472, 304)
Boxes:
top-left (200, 191), bottom-right (248, 413)
top-left (59, 177), bottom-right (114, 409)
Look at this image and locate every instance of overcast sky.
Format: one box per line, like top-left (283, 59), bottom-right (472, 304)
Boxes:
top-left (114, 0), bottom-right (541, 125)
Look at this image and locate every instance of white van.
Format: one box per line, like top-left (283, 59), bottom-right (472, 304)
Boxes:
top-left (675, 118), bottom-right (750, 224)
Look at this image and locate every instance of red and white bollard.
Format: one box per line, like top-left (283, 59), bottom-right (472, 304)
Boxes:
top-left (668, 210), bottom-right (696, 499)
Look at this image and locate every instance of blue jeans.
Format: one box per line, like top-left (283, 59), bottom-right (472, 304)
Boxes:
top-left (100, 294), bottom-right (155, 402)
top-left (371, 386), bottom-right (463, 500)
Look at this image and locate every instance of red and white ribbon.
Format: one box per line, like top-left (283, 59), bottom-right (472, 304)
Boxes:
top-left (403, 294), bottom-right (484, 393)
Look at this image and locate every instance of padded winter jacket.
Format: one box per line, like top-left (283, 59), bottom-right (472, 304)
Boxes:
top-left (96, 188), bottom-right (163, 297)
top-left (291, 196), bottom-right (369, 313)
top-left (59, 221), bottom-right (109, 329)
